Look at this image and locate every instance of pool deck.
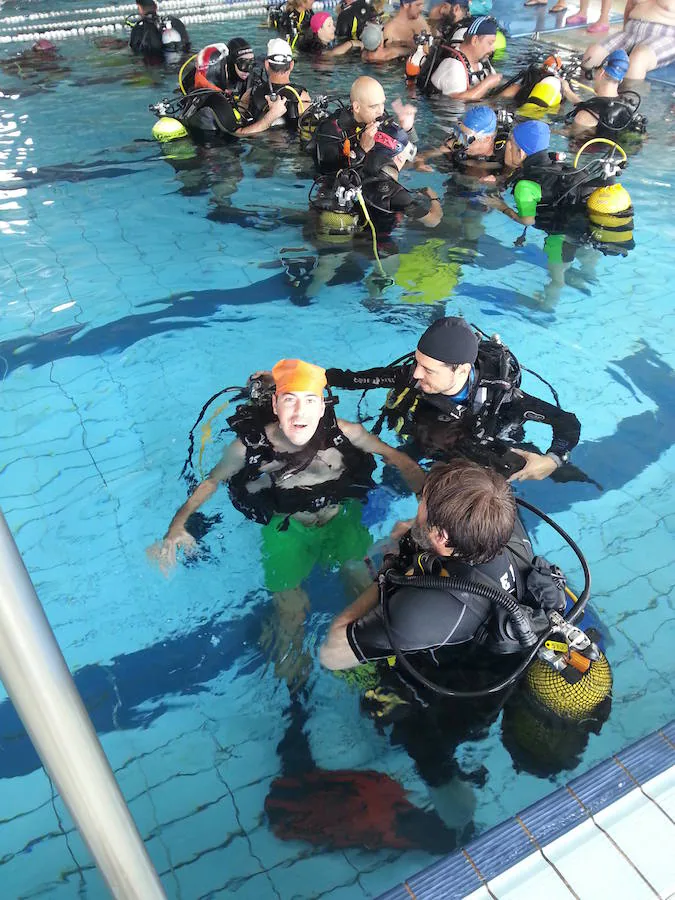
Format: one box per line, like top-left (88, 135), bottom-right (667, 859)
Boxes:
top-left (377, 721), bottom-right (675, 900)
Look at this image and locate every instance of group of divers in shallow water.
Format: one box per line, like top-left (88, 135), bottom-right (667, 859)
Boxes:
top-left (132, 0), bottom-right (650, 851)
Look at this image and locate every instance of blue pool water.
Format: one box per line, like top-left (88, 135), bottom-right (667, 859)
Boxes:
top-left (1, 8), bottom-right (674, 899)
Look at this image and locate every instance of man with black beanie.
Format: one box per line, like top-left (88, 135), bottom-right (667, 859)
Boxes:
top-left (325, 316), bottom-right (580, 481)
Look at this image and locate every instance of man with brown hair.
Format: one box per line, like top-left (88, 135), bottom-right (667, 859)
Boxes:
top-left (320, 458), bottom-right (532, 671)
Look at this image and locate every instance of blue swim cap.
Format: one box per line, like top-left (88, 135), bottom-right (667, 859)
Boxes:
top-left (462, 106), bottom-right (497, 135)
top-left (512, 120), bottom-right (550, 156)
top-left (603, 49), bottom-right (630, 82)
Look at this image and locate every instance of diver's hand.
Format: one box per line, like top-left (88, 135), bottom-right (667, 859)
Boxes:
top-left (265, 94), bottom-right (287, 120)
top-left (480, 194), bottom-right (508, 211)
top-left (147, 527), bottom-right (197, 574)
top-left (391, 97), bottom-right (416, 132)
top-left (507, 450), bottom-right (558, 482)
top-left (485, 72), bottom-right (503, 89)
top-left (359, 121), bottom-right (378, 152)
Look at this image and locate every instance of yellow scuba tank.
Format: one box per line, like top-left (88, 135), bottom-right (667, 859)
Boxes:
top-left (152, 116), bottom-right (188, 142)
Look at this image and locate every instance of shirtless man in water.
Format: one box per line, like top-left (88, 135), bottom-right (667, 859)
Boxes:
top-left (152, 358), bottom-right (424, 568)
top-left (150, 358), bottom-right (424, 691)
top-left (583, 0), bottom-right (675, 80)
top-left (383, 0), bottom-right (429, 50)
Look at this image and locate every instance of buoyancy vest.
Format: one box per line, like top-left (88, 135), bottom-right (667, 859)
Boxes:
top-left (226, 401), bottom-right (376, 524)
top-left (378, 339), bottom-right (522, 454)
top-left (418, 43), bottom-right (493, 94)
top-left (178, 88), bottom-right (251, 135)
top-left (567, 93), bottom-right (646, 136)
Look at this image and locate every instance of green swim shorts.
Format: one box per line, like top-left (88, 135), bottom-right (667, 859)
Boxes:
top-left (260, 500), bottom-right (372, 593)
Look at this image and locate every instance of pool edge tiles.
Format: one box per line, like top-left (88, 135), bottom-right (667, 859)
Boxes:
top-left (377, 720), bottom-right (675, 900)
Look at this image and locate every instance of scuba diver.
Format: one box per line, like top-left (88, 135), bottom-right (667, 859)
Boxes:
top-left (325, 316), bottom-right (581, 479)
top-left (150, 45), bottom-right (289, 141)
top-left (298, 12), bottom-right (363, 56)
top-left (415, 106), bottom-right (511, 179)
top-left (247, 39), bottom-right (312, 132)
top-left (321, 459), bottom-right (563, 669)
top-left (493, 53), bottom-right (581, 112)
top-left (358, 122), bottom-right (443, 231)
top-left (483, 120), bottom-right (632, 232)
top-left (178, 38), bottom-right (256, 99)
top-left (567, 50), bottom-right (647, 137)
top-left (275, 0), bottom-right (315, 51)
top-left (420, 15), bottom-right (503, 99)
top-left (319, 459), bottom-right (612, 828)
top-left (335, 0), bottom-right (377, 41)
top-left (312, 75), bottom-right (417, 175)
top-left (128, 0), bottom-right (190, 58)
top-left (0, 39), bottom-right (71, 81)
top-left (150, 359), bottom-right (424, 572)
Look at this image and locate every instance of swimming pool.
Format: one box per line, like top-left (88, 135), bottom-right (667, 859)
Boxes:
top-left (1, 11), bottom-right (674, 899)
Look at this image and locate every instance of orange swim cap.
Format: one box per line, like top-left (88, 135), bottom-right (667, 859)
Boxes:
top-left (272, 359), bottom-right (327, 396)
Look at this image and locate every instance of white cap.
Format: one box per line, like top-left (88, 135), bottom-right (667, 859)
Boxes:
top-left (267, 37), bottom-right (293, 62)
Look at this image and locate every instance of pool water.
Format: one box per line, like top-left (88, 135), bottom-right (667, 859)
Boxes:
top-left (1, 10), bottom-right (674, 900)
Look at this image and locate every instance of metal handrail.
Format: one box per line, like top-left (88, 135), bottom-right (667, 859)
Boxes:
top-left (0, 511), bottom-right (167, 899)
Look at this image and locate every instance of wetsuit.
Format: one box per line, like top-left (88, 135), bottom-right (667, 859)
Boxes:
top-left (325, 346), bottom-right (580, 470)
top-left (336, 0), bottom-right (376, 39)
top-left (348, 521), bottom-right (534, 664)
top-left (360, 162), bottom-right (433, 232)
top-left (129, 14), bottom-right (190, 56)
top-left (178, 89), bottom-right (251, 136)
top-left (566, 95), bottom-right (647, 138)
top-left (249, 80), bottom-right (309, 130)
top-left (277, 7), bottom-right (312, 50)
top-left (313, 107), bottom-right (368, 174)
top-left (313, 109), bottom-right (419, 175)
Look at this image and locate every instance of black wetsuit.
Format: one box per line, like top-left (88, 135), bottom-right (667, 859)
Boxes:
top-left (178, 89), bottom-right (251, 136)
top-left (249, 80), bottom-right (309, 130)
top-left (360, 162), bottom-right (433, 232)
top-left (129, 14), bottom-right (190, 56)
top-left (325, 350), bottom-right (580, 470)
top-left (336, 0), bottom-right (375, 39)
top-left (313, 107), bottom-right (368, 174)
top-left (348, 522), bottom-right (533, 664)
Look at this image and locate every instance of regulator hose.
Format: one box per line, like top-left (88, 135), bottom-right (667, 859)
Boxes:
top-left (379, 496), bottom-right (591, 698)
top-left (385, 572), bottom-right (539, 648)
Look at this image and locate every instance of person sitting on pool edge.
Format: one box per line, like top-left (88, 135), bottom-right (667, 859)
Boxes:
top-left (150, 358), bottom-right (425, 575)
top-left (325, 316), bottom-right (580, 480)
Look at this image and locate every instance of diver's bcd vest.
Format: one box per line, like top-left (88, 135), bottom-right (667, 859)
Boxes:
top-left (567, 94), bottom-right (646, 136)
top-left (512, 150), bottom-right (612, 222)
top-left (226, 400), bottom-right (376, 525)
top-left (378, 338), bottom-right (522, 451)
top-left (388, 526), bottom-right (563, 657)
top-left (417, 44), bottom-right (493, 95)
top-left (177, 88), bottom-right (251, 135)
top-left (250, 80), bottom-right (309, 128)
